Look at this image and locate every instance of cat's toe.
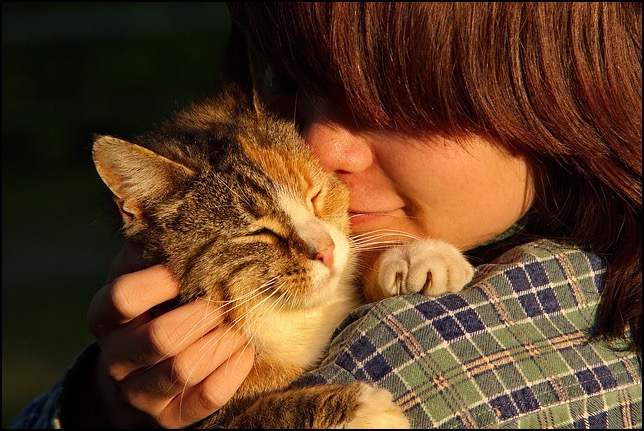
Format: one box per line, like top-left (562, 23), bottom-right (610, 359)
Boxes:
top-left (421, 255), bottom-right (474, 296)
top-left (378, 248), bottom-right (409, 296)
top-left (403, 239), bottom-right (474, 296)
top-left (344, 383), bottom-right (410, 429)
top-left (446, 259), bottom-right (475, 293)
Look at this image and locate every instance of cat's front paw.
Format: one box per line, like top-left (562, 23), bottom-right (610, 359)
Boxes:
top-left (343, 383), bottom-right (409, 429)
top-left (378, 239), bottom-right (474, 297)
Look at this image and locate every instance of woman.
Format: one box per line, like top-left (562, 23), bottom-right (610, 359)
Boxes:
top-left (13, 2), bottom-right (641, 428)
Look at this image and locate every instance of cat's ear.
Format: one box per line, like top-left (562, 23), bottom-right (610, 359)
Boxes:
top-left (92, 135), bottom-right (195, 228)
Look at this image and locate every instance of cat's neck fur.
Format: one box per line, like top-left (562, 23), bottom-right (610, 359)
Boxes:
top-left (248, 291), bottom-right (358, 370)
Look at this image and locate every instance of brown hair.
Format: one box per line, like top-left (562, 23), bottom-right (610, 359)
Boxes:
top-left (225, 2), bottom-right (642, 356)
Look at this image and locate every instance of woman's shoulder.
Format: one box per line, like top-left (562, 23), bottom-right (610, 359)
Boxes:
top-left (10, 380), bottom-right (64, 429)
top-left (337, 239), bottom-right (608, 347)
top-left (9, 343), bottom-right (100, 429)
top-left (479, 238), bottom-right (607, 290)
top-left (297, 239), bottom-right (642, 428)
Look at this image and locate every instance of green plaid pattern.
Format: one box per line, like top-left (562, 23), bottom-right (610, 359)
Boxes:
top-left (293, 240), bottom-right (642, 428)
top-left (11, 240), bottom-right (642, 428)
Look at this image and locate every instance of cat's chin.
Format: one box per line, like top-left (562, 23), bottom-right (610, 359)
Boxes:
top-left (300, 257), bottom-right (356, 309)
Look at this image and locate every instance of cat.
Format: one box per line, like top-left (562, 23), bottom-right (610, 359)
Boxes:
top-left (92, 83), bottom-right (474, 428)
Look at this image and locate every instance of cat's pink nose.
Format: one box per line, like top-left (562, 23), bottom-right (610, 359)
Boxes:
top-left (315, 244), bottom-right (335, 269)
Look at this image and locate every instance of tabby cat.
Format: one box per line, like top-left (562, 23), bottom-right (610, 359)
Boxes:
top-left (92, 83), bottom-right (474, 428)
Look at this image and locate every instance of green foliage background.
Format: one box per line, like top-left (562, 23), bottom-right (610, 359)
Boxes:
top-left (2, 3), bottom-right (231, 426)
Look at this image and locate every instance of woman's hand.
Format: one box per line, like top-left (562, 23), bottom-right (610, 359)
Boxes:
top-left (86, 244), bottom-right (255, 428)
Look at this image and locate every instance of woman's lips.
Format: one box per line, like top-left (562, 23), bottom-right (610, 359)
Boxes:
top-left (348, 209), bottom-right (404, 227)
top-left (348, 212), bottom-right (376, 226)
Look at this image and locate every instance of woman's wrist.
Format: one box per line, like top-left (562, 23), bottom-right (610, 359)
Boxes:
top-left (58, 343), bottom-right (109, 427)
top-left (59, 343), bottom-right (154, 428)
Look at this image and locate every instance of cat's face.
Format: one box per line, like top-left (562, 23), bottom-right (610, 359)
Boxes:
top-left (93, 87), bottom-right (354, 324)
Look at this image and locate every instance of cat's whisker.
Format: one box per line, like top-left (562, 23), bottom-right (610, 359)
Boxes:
top-left (353, 243), bottom-right (405, 251)
top-left (219, 283), bottom-right (291, 380)
top-left (199, 276), bottom-right (281, 318)
top-left (218, 280), bottom-right (281, 319)
top-left (175, 279), bottom-right (287, 422)
top-left (143, 298), bottom-right (235, 370)
top-left (349, 230), bottom-right (422, 253)
top-left (218, 284), bottom-right (289, 406)
top-left (193, 280), bottom-right (281, 357)
top-left (351, 236), bottom-right (408, 246)
top-left (213, 175), bottom-right (255, 210)
top-left (147, 277), bottom-right (283, 377)
top-left (351, 237), bottom-right (406, 246)
top-left (351, 227), bottom-right (420, 236)
top-left (348, 212), bottom-right (390, 220)
top-left (350, 229), bottom-right (421, 241)
top-left (291, 89), bottom-right (301, 124)
top-left (351, 239), bottom-right (407, 248)
top-left (199, 276), bottom-right (282, 310)
top-left (208, 204), bottom-right (247, 210)
top-left (348, 212), bottom-right (424, 222)
top-left (193, 278), bottom-right (285, 368)
top-left (136, 303), bottom-right (232, 374)
top-left (229, 282), bottom-right (288, 343)
top-left (226, 285), bottom-right (290, 374)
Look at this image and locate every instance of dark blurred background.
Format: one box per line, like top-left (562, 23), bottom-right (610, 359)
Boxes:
top-left (2, 3), bottom-right (231, 426)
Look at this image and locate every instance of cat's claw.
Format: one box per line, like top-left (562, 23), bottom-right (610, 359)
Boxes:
top-left (342, 383), bottom-right (409, 429)
top-left (378, 239), bottom-right (474, 297)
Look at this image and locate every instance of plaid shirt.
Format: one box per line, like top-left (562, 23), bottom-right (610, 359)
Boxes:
top-left (11, 240), bottom-right (642, 428)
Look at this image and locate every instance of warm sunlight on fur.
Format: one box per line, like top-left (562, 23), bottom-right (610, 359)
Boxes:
top-left (93, 83), bottom-right (472, 428)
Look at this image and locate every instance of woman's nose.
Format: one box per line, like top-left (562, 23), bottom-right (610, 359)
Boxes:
top-left (303, 112), bottom-right (374, 175)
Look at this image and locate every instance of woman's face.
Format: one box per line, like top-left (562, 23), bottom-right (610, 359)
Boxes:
top-left (301, 103), bottom-right (534, 254)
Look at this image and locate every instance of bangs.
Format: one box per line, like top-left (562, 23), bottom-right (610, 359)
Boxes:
top-left (229, 3), bottom-right (479, 134)
top-left (228, 2), bottom-right (642, 161)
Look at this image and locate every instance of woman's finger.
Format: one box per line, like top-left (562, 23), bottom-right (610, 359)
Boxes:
top-left (120, 324), bottom-right (251, 413)
top-left (100, 298), bottom-right (227, 380)
top-left (106, 242), bottom-right (148, 283)
top-left (88, 264), bottom-right (180, 336)
top-left (157, 345), bottom-right (255, 428)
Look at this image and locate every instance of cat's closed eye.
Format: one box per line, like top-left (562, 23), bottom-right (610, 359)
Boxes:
top-left (250, 227), bottom-right (286, 242)
top-left (246, 219), bottom-right (290, 246)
